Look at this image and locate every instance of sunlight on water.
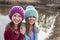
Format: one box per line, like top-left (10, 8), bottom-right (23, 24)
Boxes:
top-left (38, 12), bottom-right (59, 40)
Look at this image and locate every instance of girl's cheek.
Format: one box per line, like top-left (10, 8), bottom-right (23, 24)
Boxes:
top-left (19, 17), bottom-right (22, 21)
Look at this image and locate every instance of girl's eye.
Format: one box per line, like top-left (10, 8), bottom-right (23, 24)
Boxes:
top-left (14, 15), bottom-right (17, 17)
top-left (18, 15), bottom-right (21, 17)
top-left (33, 16), bottom-right (35, 18)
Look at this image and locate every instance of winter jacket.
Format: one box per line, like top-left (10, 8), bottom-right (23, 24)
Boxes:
top-left (4, 24), bottom-right (24, 40)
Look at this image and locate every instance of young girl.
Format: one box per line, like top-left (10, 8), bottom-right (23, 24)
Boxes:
top-left (24, 5), bottom-right (39, 40)
top-left (4, 6), bottom-right (26, 40)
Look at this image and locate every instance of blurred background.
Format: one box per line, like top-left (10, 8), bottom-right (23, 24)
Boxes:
top-left (0, 0), bottom-right (60, 40)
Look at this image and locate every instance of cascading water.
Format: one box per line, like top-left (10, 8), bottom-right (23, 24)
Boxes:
top-left (38, 12), bottom-right (59, 40)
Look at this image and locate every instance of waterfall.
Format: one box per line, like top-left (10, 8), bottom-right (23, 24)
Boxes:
top-left (38, 12), bottom-right (59, 40)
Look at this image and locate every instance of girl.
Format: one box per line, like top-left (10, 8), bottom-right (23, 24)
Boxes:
top-left (4, 6), bottom-right (26, 40)
top-left (24, 5), bottom-right (39, 40)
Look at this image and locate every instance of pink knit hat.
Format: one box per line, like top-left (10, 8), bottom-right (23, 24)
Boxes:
top-left (9, 6), bottom-right (25, 20)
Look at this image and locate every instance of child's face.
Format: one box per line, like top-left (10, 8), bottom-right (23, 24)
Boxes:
top-left (12, 13), bottom-right (22, 25)
top-left (27, 16), bottom-right (36, 25)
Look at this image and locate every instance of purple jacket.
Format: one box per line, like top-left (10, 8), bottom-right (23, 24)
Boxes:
top-left (4, 25), bottom-right (24, 40)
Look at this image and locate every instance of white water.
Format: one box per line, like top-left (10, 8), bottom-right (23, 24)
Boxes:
top-left (38, 12), bottom-right (59, 40)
